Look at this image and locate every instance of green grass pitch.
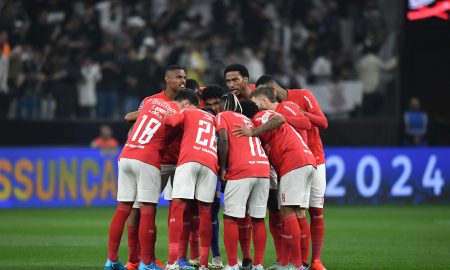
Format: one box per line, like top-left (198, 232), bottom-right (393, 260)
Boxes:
top-left (0, 205), bottom-right (449, 270)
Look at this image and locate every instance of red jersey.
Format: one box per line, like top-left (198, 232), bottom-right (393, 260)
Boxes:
top-left (119, 98), bottom-right (178, 168)
top-left (138, 91), bottom-right (181, 165)
top-left (138, 90), bottom-right (170, 110)
top-left (252, 110), bottom-right (316, 177)
top-left (164, 109), bottom-right (219, 174)
top-left (216, 111), bottom-right (270, 180)
top-left (286, 89), bottom-right (327, 165)
top-left (275, 101), bottom-right (311, 144)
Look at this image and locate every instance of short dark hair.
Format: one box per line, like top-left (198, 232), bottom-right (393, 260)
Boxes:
top-left (186, 78), bottom-right (200, 91)
top-left (165, 65), bottom-right (185, 74)
top-left (174, 88), bottom-right (199, 106)
top-left (249, 86), bottom-right (277, 102)
top-left (240, 100), bottom-right (259, 119)
top-left (201, 85), bottom-right (224, 101)
top-left (255, 74), bottom-right (275, 87)
top-left (201, 107), bottom-right (217, 116)
top-left (224, 64), bottom-right (249, 78)
top-left (220, 93), bottom-right (242, 113)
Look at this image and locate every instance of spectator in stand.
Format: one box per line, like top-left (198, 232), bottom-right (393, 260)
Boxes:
top-left (356, 45), bottom-right (397, 117)
top-left (0, 31), bottom-right (11, 118)
top-left (91, 124), bottom-right (119, 148)
top-left (78, 56), bottom-right (102, 119)
top-left (403, 97), bottom-right (428, 146)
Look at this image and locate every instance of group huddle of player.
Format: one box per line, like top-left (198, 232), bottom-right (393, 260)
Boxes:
top-left (103, 64), bottom-right (328, 270)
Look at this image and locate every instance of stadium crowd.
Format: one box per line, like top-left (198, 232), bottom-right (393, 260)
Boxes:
top-left (0, 0), bottom-right (397, 120)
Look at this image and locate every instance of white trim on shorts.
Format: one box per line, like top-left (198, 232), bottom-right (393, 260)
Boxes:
top-left (171, 162), bottom-right (217, 203)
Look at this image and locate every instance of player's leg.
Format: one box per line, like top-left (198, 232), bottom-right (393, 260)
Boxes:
top-left (248, 177), bottom-right (270, 269)
top-left (194, 163), bottom-right (218, 269)
top-left (222, 178), bottom-right (252, 269)
top-left (267, 167), bottom-right (282, 270)
top-left (168, 162), bottom-right (198, 269)
top-left (308, 164), bottom-right (327, 270)
top-left (210, 185), bottom-right (223, 269)
top-left (278, 166), bottom-right (315, 269)
top-left (126, 206), bottom-right (140, 270)
top-left (189, 201), bottom-right (200, 266)
top-left (135, 160), bottom-right (161, 270)
top-left (296, 209), bottom-right (310, 269)
top-left (178, 202), bottom-right (195, 270)
top-left (105, 158), bottom-right (135, 270)
top-left (237, 214), bottom-right (252, 270)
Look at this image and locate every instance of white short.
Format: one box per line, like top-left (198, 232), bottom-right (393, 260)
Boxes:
top-left (162, 164), bottom-right (177, 200)
top-left (279, 165), bottom-right (315, 208)
top-left (269, 166), bottom-right (278, 190)
top-left (171, 162), bottom-right (217, 203)
top-left (309, 164), bottom-right (326, 208)
top-left (224, 178), bottom-right (270, 218)
top-left (117, 158), bottom-right (161, 204)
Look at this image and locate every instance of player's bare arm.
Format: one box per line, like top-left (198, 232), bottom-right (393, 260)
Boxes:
top-left (217, 129), bottom-right (229, 181)
top-left (232, 113), bottom-right (285, 137)
top-left (124, 111), bottom-right (139, 122)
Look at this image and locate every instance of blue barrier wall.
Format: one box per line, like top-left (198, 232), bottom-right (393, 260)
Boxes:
top-left (0, 147), bottom-right (448, 208)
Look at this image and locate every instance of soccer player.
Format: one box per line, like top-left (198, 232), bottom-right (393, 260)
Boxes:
top-left (164, 103), bottom-right (219, 270)
top-left (247, 86), bottom-right (312, 268)
top-left (223, 64), bottom-right (255, 269)
top-left (216, 93), bottom-right (270, 270)
top-left (201, 84), bottom-right (224, 114)
top-left (104, 90), bottom-right (198, 270)
top-left (200, 88), bottom-right (226, 268)
top-left (224, 64), bottom-right (256, 101)
top-left (256, 75), bottom-right (328, 270)
top-left (233, 86), bottom-right (317, 270)
top-left (124, 65), bottom-right (187, 270)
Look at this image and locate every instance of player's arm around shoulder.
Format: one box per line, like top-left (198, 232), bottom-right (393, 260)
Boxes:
top-left (302, 89), bottom-right (328, 129)
top-left (232, 110), bottom-right (285, 137)
top-left (163, 110), bottom-right (185, 127)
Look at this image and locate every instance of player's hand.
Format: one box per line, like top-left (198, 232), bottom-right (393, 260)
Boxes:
top-left (220, 169), bottom-right (227, 181)
top-left (232, 124), bottom-right (253, 137)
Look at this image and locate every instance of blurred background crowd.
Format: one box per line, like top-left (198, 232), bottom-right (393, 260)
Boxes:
top-left (0, 0), bottom-right (400, 121)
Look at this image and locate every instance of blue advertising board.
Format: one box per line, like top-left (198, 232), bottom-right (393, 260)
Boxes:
top-left (0, 147), bottom-right (449, 208)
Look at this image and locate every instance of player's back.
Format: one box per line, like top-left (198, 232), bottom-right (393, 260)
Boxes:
top-left (216, 111), bottom-right (270, 180)
top-left (287, 89), bottom-right (326, 164)
top-left (276, 101), bottom-right (309, 143)
top-left (253, 110), bottom-right (316, 177)
top-left (178, 108), bottom-right (219, 174)
top-left (120, 98), bottom-right (178, 168)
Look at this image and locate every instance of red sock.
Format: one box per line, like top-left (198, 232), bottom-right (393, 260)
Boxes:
top-left (168, 200), bottom-right (173, 227)
top-left (139, 205), bottom-right (156, 264)
top-left (198, 202), bottom-right (212, 267)
top-left (237, 214), bottom-right (252, 260)
top-left (168, 200), bottom-right (187, 264)
top-left (309, 207), bottom-right (324, 261)
top-left (179, 203), bottom-right (192, 259)
top-left (269, 211), bottom-right (282, 261)
top-left (127, 224), bottom-right (139, 263)
top-left (298, 217), bottom-right (310, 265)
top-left (108, 203), bottom-right (132, 262)
top-left (151, 226), bottom-right (157, 260)
top-left (280, 214), bottom-right (302, 267)
top-left (252, 219), bottom-right (267, 265)
top-left (189, 204), bottom-right (200, 260)
top-left (223, 218), bottom-right (239, 266)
